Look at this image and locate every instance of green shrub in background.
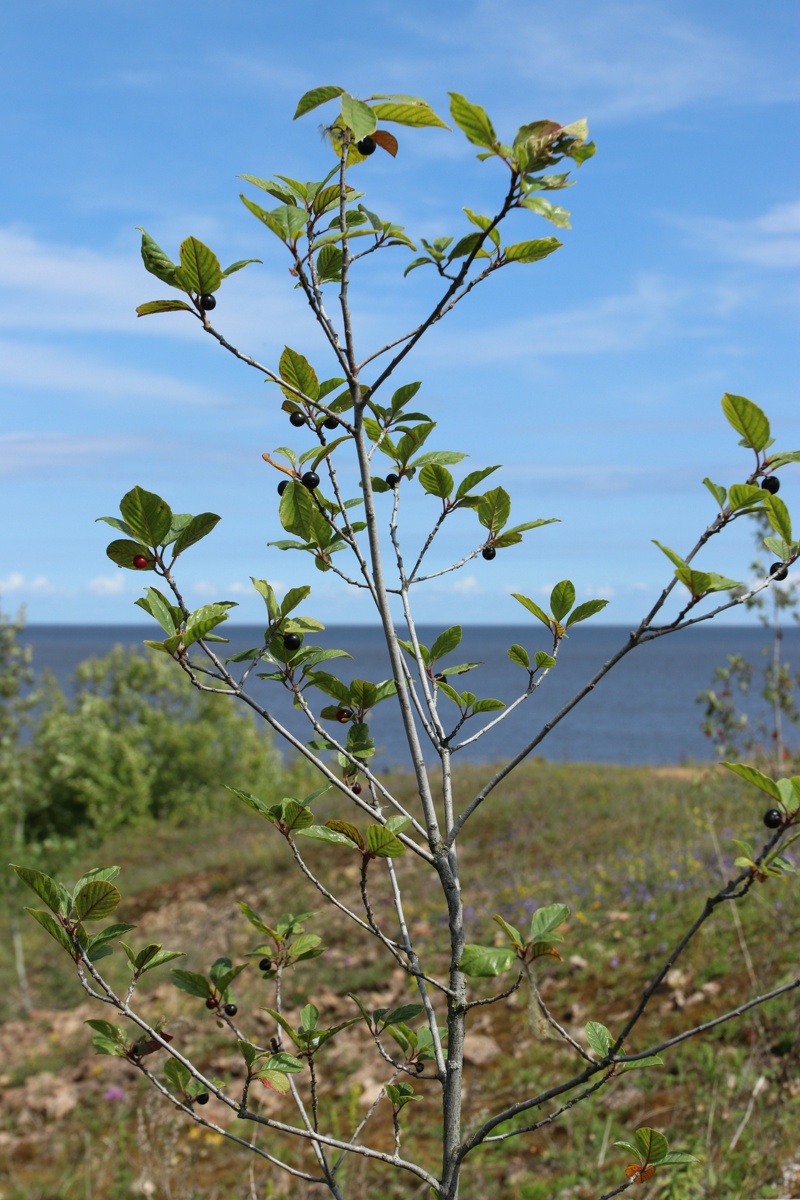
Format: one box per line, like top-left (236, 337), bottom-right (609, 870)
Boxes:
top-left (24, 645), bottom-right (287, 844)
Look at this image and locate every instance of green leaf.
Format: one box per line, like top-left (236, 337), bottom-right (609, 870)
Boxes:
top-left (172, 513), bottom-right (221, 557)
top-left (143, 587), bottom-right (177, 636)
top-left (448, 93), bottom-right (497, 148)
top-left (652, 540), bottom-right (688, 569)
top-left (585, 1021), bottom-right (613, 1057)
top-left (477, 487), bottom-right (511, 532)
top-left (534, 651), bottom-right (556, 669)
top-left (222, 258), bottom-right (261, 277)
top-left (765, 494), bottom-right (792, 544)
top-left (371, 100), bottom-right (450, 130)
top-left (171, 969), bottom-right (212, 998)
top-left (296, 824), bottom-right (356, 848)
top-left (659, 1151), bottom-right (700, 1165)
top-left (136, 300), bottom-right (194, 317)
top-left (728, 483), bottom-right (763, 511)
top-left (459, 944), bottom-right (516, 977)
top-left (184, 603), bottom-right (233, 647)
top-left (529, 902), bottom-right (569, 943)
top-left (621, 1055), bottom-right (664, 1072)
top-left (279, 481), bottom-right (315, 540)
top-left (280, 585), bottom-right (312, 616)
top-left (430, 626), bottom-right (462, 662)
top-left (721, 761), bottom-right (781, 800)
top-left (165, 1058), bottom-right (191, 1093)
top-left (634, 1127), bottom-right (669, 1165)
top-left (137, 228), bottom-right (179, 287)
top-left (503, 237), bottom-right (561, 263)
top-left (550, 580), bottom-right (575, 622)
top-left (74, 881), bottom-right (121, 922)
top-left (508, 644), bottom-right (530, 668)
top-left (512, 593), bottom-right (552, 629)
top-left (340, 94), bottom-right (377, 141)
top-left (472, 697), bottom-right (505, 712)
top-left (251, 577), bottom-right (280, 621)
top-left (419, 463), bottom-right (454, 499)
top-left (294, 85), bottom-right (346, 119)
top-left (240, 195), bottom-right (307, 242)
top-left (366, 825), bottom-right (406, 858)
top-left (520, 195), bottom-right (571, 228)
top-left (179, 237), bottom-right (222, 295)
top-left (567, 599), bottom-right (609, 627)
top-left (381, 1003), bottom-right (425, 1027)
top-left (455, 465), bottom-right (501, 501)
top-left (316, 244), bottom-right (343, 283)
top-left (119, 486), bottom-right (173, 547)
top-left (105, 539), bottom-right (153, 570)
top-left (437, 681), bottom-right (465, 706)
top-left (26, 908), bottom-right (74, 954)
top-left (721, 393), bottom-right (771, 452)
top-left (258, 1068), bottom-right (292, 1095)
top-left (702, 478), bottom-right (727, 509)
top-left (279, 346), bottom-right (320, 401)
top-left (10, 865), bottom-right (61, 912)
top-left (767, 450), bottom-right (800, 468)
top-left (493, 914), bottom-right (523, 947)
top-left (412, 450), bottom-right (467, 469)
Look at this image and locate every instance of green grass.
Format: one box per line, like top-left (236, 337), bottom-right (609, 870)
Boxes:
top-left (2, 760), bottom-right (799, 1199)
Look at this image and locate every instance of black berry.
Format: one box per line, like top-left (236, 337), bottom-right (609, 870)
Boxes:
top-left (283, 632), bottom-right (302, 651)
top-left (761, 476), bottom-right (780, 494)
top-left (351, 781), bottom-right (362, 795)
top-left (224, 1003), bottom-right (238, 1017)
top-left (385, 474), bottom-right (400, 488)
top-left (258, 958), bottom-right (273, 971)
top-left (357, 136), bottom-right (377, 156)
top-left (770, 562), bottom-right (789, 581)
top-left (301, 471), bottom-right (320, 490)
top-left (414, 1061), bottom-right (424, 1074)
top-left (764, 809), bottom-right (783, 829)
top-left (482, 547), bottom-right (497, 561)
top-left (277, 479), bottom-right (289, 495)
top-left (205, 997), bottom-right (217, 1010)
top-left (290, 411), bottom-right (306, 428)
top-left (323, 415), bottom-right (339, 429)
top-left (199, 294), bottom-right (216, 311)
top-left (196, 1092), bottom-right (210, 1104)
top-left (133, 554), bottom-right (150, 569)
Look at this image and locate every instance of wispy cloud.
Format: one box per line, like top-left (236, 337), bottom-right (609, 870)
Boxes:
top-left (421, 274), bottom-right (685, 365)
top-left (0, 433), bottom-right (152, 476)
top-left (394, 0), bottom-right (798, 123)
top-left (87, 575), bottom-right (126, 596)
top-left (672, 200), bottom-right (800, 270)
top-left (0, 572), bottom-right (57, 595)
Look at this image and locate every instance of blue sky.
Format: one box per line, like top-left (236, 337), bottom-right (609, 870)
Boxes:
top-left (2, 0), bottom-right (799, 627)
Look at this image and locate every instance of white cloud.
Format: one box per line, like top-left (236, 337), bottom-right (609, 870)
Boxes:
top-left (451, 573), bottom-right (480, 595)
top-left (87, 575), bottom-right (126, 596)
top-left (0, 339), bottom-right (224, 406)
top-left (0, 572), bottom-right (56, 595)
top-left (0, 432), bottom-right (152, 476)
top-left (672, 200), bottom-right (800, 270)
top-left (420, 274), bottom-right (684, 366)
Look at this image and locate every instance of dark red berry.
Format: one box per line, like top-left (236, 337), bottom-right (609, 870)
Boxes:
top-left (205, 997), bottom-right (217, 1009)
top-left (770, 562), bottom-right (789, 581)
top-left (351, 781), bottom-right (362, 795)
top-left (357, 136), bottom-right (377, 156)
top-left (761, 476), bottom-right (780, 494)
top-left (196, 1092), bottom-right (210, 1104)
top-left (133, 554), bottom-right (150, 569)
top-left (290, 411), bottom-right (306, 428)
top-left (482, 547), bottom-right (497, 561)
top-left (323, 415), bottom-right (339, 429)
top-left (301, 471), bottom-right (320, 490)
top-left (224, 1003), bottom-right (238, 1017)
top-left (283, 632), bottom-right (302, 651)
top-left (199, 294), bottom-right (216, 311)
top-left (277, 479), bottom-right (289, 495)
top-left (335, 708), bottom-right (352, 723)
top-left (258, 958), bottom-right (273, 972)
top-left (764, 809), bottom-right (783, 829)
